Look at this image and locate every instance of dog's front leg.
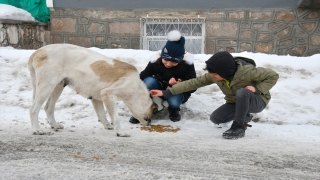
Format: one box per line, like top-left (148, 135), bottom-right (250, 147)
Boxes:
top-left (101, 90), bottom-right (130, 137)
top-left (91, 99), bottom-right (113, 130)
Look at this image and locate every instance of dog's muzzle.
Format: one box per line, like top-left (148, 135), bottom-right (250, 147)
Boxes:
top-left (144, 117), bottom-right (151, 126)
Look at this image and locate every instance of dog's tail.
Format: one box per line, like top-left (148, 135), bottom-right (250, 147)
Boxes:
top-left (28, 50), bottom-right (38, 101)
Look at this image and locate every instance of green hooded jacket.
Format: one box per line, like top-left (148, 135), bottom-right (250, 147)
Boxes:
top-left (168, 57), bottom-right (279, 105)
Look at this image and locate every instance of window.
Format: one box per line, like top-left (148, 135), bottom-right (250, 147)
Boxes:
top-left (141, 17), bottom-right (205, 54)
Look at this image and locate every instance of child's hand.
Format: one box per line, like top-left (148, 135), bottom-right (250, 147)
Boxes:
top-left (169, 77), bottom-right (181, 85)
top-left (245, 85), bottom-right (256, 92)
top-left (150, 90), bottom-right (163, 97)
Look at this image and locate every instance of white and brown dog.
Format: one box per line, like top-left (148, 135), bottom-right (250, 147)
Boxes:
top-left (28, 44), bottom-right (157, 137)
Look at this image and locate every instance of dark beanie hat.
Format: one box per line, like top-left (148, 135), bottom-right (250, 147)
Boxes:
top-left (205, 51), bottom-right (237, 80)
top-left (160, 30), bottom-right (185, 63)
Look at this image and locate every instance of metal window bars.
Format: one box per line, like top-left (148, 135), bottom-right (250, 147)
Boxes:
top-left (140, 17), bottom-right (205, 54)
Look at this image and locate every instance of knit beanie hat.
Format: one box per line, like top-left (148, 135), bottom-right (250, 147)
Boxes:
top-left (205, 51), bottom-right (237, 80)
top-left (160, 30), bottom-right (185, 63)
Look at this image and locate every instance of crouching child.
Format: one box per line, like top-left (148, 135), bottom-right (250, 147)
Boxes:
top-left (150, 51), bottom-right (279, 139)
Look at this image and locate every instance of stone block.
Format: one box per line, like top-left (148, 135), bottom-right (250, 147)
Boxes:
top-left (95, 36), bottom-right (105, 44)
top-left (258, 32), bottom-right (271, 40)
top-left (241, 22), bottom-right (251, 28)
top-left (80, 17), bottom-right (89, 24)
top-left (0, 24), bottom-right (5, 45)
top-left (44, 31), bottom-right (51, 45)
top-left (274, 26), bottom-right (291, 39)
top-left (51, 18), bottom-right (77, 33)
top-left (268, 22), bottom-right (285, 31)
top-left (51, 36), bottom-right (63, 44)
top-left (115, 37), bottom-right (128, 42)
top-left (206, 11), bottom-right (225, 19)
top-left (292, 24), bottom-right (307, 37)
top-left (226, 47), bottom-right (236, 53)
top-left (228, 11), bottom-right (245, 19)
top-left (206, 22), bottom-right (238, 37)
top-left (78, 25), bottom-right (85, 34)
top-left (205, 39), bottom-right (215, 54)
top-left (254, 40), bottom-right (274, 54)
top-left (310, 35), bottom-right (320, 46)
top-left (7, 26), bottom-right (19, 44)
top-left (285, 46), bottom-right (306, 56)
top-left (297, 38), bottom-right (306, 44)
top-left (88, 22), bottom-right (106, 33)
top-left (303, 11), bottom-right (319, 19)
top-left (217, 40), bottom-right (237, 46)
top-left (301, 22), bottom-right (316, 32)
top-left (19, 25), bottom-right (45, 49)
top-left (252, 23), bottom-right (264, 29)
top-left (279, 39), bottom-right (293, 46)
top-left (110, 43), bottom-right (122, 48)
top-left (109, 22), bottom-right (140, 35)
top-left (65, 36), bottom-right (92, 47)
top-left (240, 42), bottom-right (252, 52)
top-left (306, 50), bottom-right (320, 56)
top-left (275, 11), bottom-right (296, 22)
top-left (248, 11), bottom-right (272, 20)
top-left (297, 9), bottom-right (308, 16)
top-left (240, 30), bottom-right (255, 39)
top-left (217, 47), bottom-right (225, 52)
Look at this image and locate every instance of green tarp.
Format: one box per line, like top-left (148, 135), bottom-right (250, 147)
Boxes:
top-left (0, 0), bottom-right (50, 22)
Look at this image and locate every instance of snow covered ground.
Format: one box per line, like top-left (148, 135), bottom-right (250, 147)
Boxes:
top-left (0, 46), bottom-right (319, 179)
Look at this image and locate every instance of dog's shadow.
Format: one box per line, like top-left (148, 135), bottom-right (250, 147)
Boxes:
top-left (151, 105), bottom-right (188, 123)
top-left (151, 108), bottom-right (169, 122)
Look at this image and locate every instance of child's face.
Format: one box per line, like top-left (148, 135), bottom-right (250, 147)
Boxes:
top-left (162, 59), bottom-right (178, 68)
top-left (210, 73), bottom-right (224, 81)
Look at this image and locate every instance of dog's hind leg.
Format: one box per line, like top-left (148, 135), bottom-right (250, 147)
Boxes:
top-left (91, 99), bottom-right (113, 130)
top-left (100, 89), bottom-right (129, 137)
top-left (44, 80), bottom-right (65, 131)
top-left (30, 82), bottom-right (57, 135)
top-left (29, 67), bottom-right (37, 101)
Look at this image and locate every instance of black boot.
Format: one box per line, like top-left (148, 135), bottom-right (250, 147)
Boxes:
top-left (246, 114), bottom-right (253, 122)
top-left (222, 121), bottom-right (252, 139)
top-left (168, 108), bottom-right (181, 122)
top-left (129, 116), bottom-right (140, 124)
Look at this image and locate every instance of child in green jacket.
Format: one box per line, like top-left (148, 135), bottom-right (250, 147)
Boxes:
top-left (150, 51), bottom-right (279, 139)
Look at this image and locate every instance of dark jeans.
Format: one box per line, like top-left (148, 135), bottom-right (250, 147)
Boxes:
top-left (143, 77), bottom-right (183, 109)
top-left (210, 88), bottom-right (266, 124)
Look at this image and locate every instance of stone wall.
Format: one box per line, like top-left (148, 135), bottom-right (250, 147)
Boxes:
top-left (205, 9), bottom-right (320, 56)
top-left (0, 20), bottom-right (49, 49)
top-left (50, 8), bottom-right (320, 56)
